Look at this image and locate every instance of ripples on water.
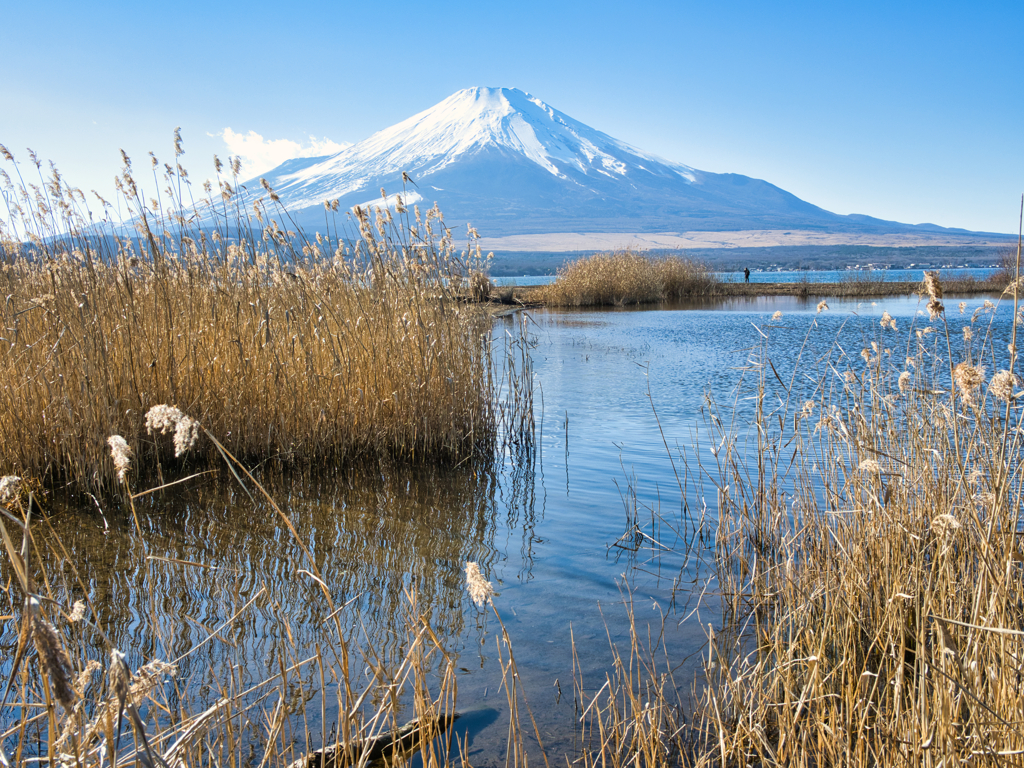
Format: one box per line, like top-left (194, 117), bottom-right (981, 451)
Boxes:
top-left (2, 288), bottom-right (1015, 761)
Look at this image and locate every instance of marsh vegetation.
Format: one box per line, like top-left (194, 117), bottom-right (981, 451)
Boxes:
top-left (540, 251), bottom-right (718, 307)
top-left (572, 269), bottom-right (1024, 766)
top-left (0, 144), bottom-right (533, 488)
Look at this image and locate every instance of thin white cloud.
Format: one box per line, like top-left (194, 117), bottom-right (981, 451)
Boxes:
top-left (214, 128), bottom-right (350, 177)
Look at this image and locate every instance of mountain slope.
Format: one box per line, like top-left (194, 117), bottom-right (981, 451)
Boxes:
top-left (240, 87), bottom-right (972, 238)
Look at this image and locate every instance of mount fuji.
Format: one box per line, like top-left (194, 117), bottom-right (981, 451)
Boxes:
top-left (243, 87), bottom-right (972, 240)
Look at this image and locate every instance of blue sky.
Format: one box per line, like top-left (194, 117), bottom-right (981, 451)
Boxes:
top-left (2, 0), bottom-right (1021, 234)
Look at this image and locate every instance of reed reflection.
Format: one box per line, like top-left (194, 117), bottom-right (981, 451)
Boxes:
top-left (7, 454), bottom-right (540, 705)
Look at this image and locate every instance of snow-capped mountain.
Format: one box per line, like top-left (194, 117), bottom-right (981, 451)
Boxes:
top-left (240, 87), bottom-right (965, 238)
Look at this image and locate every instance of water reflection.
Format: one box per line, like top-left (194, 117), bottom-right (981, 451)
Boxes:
top-left (525, 291), bottom-right (1016, 542)
top-left (13, 461), bottom-right (539, 685)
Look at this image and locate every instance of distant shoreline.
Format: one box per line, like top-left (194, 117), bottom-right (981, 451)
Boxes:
top-left (486, 242), bottom-right (1013, 277)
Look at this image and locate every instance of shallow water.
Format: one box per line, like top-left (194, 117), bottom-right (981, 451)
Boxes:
top-left (3, 289), bottom-right (1019, 762)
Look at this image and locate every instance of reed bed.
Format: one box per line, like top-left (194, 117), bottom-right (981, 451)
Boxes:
top-left (572, 260), bottom-right (1024, 765)
top-left (0, 144), bottom-right (527, 488)
top-left (835, 269), bottom-right (1005, 296)
top-left (715, 272), bottom-right (1005, 299)
top-left (942, 270), bottom-right (1010, 294)
top-left (541, 251), bottom-right (717, 307)
top-left (842, 268), bottom-right (1007, 296)
top-left (692, 282), bottom-right (1024, 765)
top-left (699, 276), bottom-right (1024, 766)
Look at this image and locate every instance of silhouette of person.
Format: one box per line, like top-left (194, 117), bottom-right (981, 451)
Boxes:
top-left (744, 267), bottom-right (750, 283)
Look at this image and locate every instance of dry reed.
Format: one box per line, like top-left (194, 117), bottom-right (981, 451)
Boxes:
top-left (0, 143), bottom-right (525, 488)
top-left (541, 251), bottom-right (717, 307)
top-left (689, 271), bottom-right (1024, 765)
top-left (0, 418), bottom-right (532, 767)
top-left (572, 256), bottom-right (1024, 765)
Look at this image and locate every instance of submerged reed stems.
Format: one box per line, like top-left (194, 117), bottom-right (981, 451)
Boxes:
top-left (0, 414), bottom-right (478, 767)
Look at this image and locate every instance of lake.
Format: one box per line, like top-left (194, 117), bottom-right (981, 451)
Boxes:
top-left (494, 266), bottom-right (1002, 286)
top-left (4, 288), bottom-right (1018, 762)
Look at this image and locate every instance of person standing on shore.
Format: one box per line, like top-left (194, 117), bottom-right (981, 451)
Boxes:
top-left (744, 267), bottom-right (750, 283)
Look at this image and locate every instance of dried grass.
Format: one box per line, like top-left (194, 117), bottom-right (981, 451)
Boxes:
top-left (0, 144), bottom-right (525, 488)
top-left (541, 251), bottom-right (717, 307)
top-left (573, 253), bottom-right (1024, 766)
top-left (687, 294), bottom-right (1024, 763)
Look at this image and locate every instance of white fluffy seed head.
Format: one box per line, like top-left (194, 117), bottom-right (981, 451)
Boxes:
top-left (953, 363), bottom-right (985, 406)
top-left (464, 562), bottom-right (495, 608)
top-left (931, 513), bottom-right (961, 538)
top-left (0, 475), bottom-right (21, 504)
top-left (145, 405), bottom-right (200, 457)
top-left (107, 435), bottom-right (131, 483)
top-left (989, 370), bottom-right (1018, 403)
top-left (69, 601), bottom-right (87, 623)
top-left (858, 459), bottom-right (881, 473)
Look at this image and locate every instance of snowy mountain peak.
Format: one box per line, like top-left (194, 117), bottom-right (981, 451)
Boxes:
top-left (243, 87), bottom-right (930, 239)
top-left (258, 87), bottom-right (697, 210)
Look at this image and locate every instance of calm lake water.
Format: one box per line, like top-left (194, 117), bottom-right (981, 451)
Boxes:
top-left (3, 287), bottom-right (1017, 762)
top-left (495, 266), bottom-right (1001, 286)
